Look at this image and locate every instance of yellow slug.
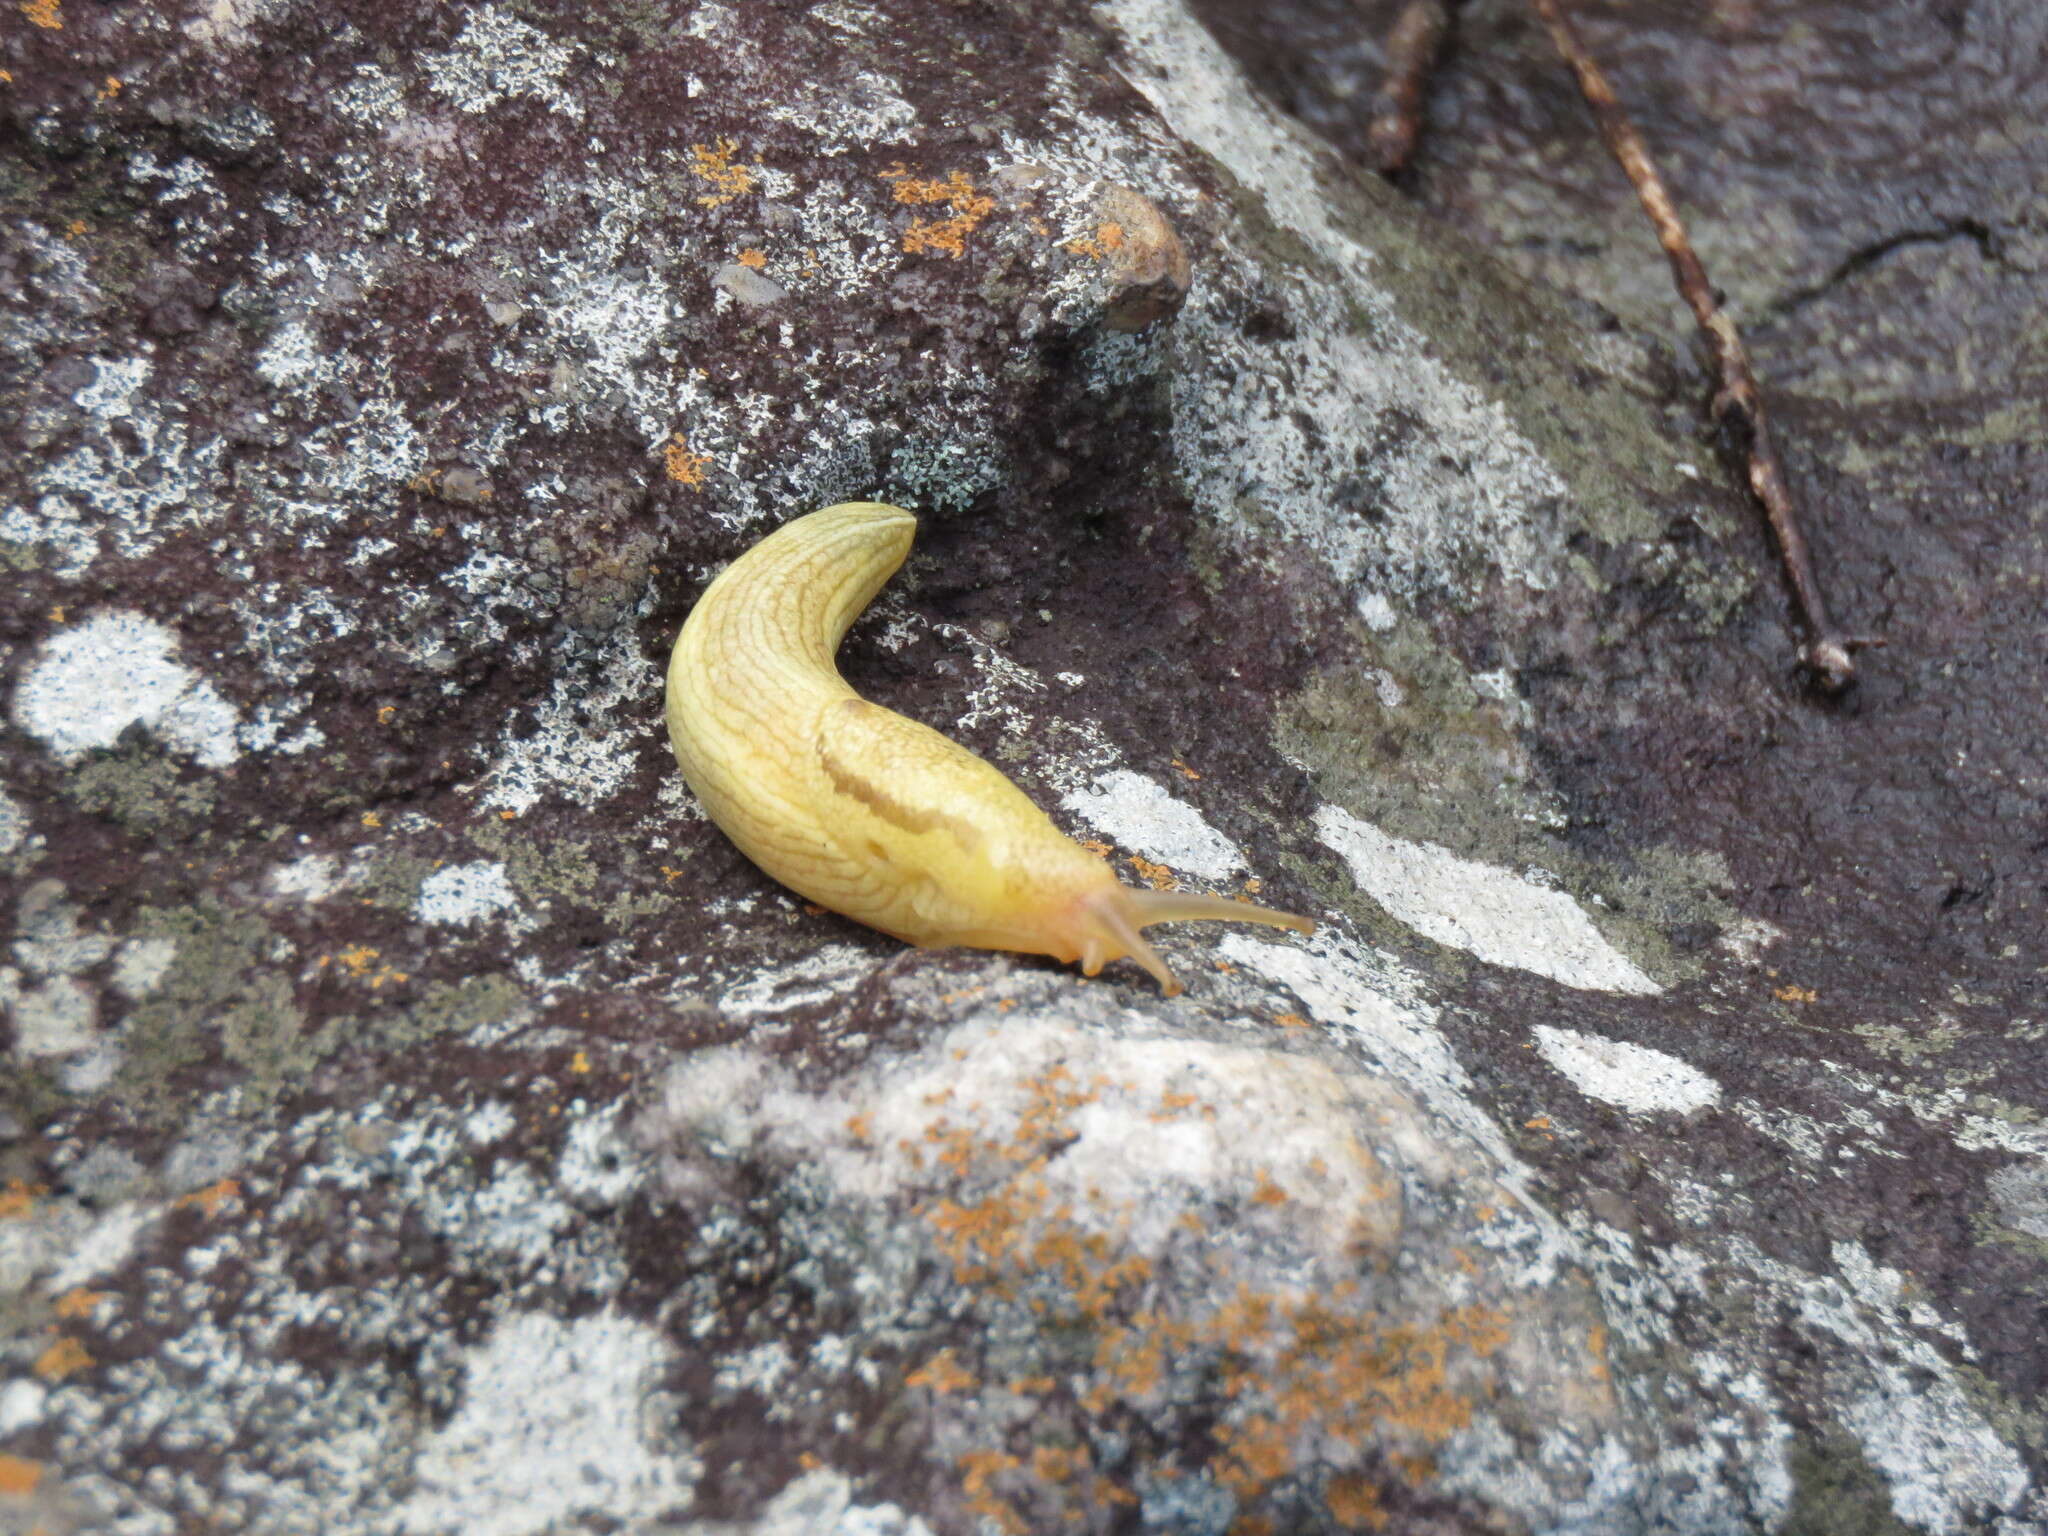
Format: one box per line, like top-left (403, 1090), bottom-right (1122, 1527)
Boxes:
top-left (665, 502), bottom-right (1314, 994)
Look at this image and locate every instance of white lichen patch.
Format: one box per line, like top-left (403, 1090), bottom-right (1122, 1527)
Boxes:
top-left (268, 851), bottom-right (342, 903)
top-left (419, 6), bottom-right (585, 121)
top-left (733, 1468), bottom-right (934, 1536)
top-left (1097, 0), bottom-right (1574, 597)
top-left (718, 945), bottom-right (879, 1021)
top-left (0, 970), bottom-right (97, 1059)
top-left (1987, 1162), bottom-right (2048, 1241)
top-left (7, 357), bottom-right (225, 576)
top-left (557, 1104), bottom-right (645, 1209)
top-left (1770, 1238), bottom-right (2030, 1532)
top-left (397, 1311), bottom-right (697, 1536)
top-left (1533, 1025), bottom-right (1721, 1115)
top-left (330, 61), bottom-right (409, 129)
top-left (0, 1379), bottom-right (45, 1435)
top-left (1060, 768), bottom-right (1246, 881)
top-left (653, 1009), bottom-right (1408, 1267)
top-left (12, 888), bottom-right (114, 977)
top-left (1213, 928), bottom-right (1571, 1257)
top-left (0, 1197), bottom-right (156, 1298)
top-left (434, 1161), bottom-right (575, 1269)
top-left (1315, 805), bottom-right (1660, 995)
top-left (0, 788), bottom-right (26, 855)
top-left (1356, 591), bottom-right (1398, 631)
top-left (478, 629), bottom-right (657, 814)
top-left (255, 319), bottom-right (324, 389)
top-left (415, 860), bottom-right (520, 927)
top-left (764, 69), bottom-right (919, 153)
top-left (12, 611), bottom-right (241, 767)
top-left (110, 936), bottom-right (179, 999)
top-left (185, 0), bottom-right (290, 48)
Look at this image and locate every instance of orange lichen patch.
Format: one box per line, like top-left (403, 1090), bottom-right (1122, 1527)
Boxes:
top-left (905, 1348), bottom-right (976, 1395)
top-left (1523, 1114), bottom-right (1551, 1131)
top-left (662, 434), bottom-right (712, 486)
top-left (1201, 1298), bottom-right (1509, 1507)
top-left (1170, 757), bottom-right (1202, 781)
top-left (1128, 855), bottom-right (1177, 892)
top-left (174, 1178), bottom-right (242, 1218)
top-left (65, 219), bottom-right (86, 238)
top-left (0, 1453), bottom-right (41, 1496)
top-left (1152, 1089), bottom-right (1202, 1121)
top-left (376, 704), bottom-right (396, 724)
top-left (1212, 1413), bottom-right (1292, 1498)
top-left (958, 1449), bottom-right (1026, 1534)
top-left (687, 137), bottom-right (757, 208)
top-left (880, 165), bottom-right (995, 258)
top-left (360, 810), bottom-right (382, 830)
top-left (1272, 1011), bottom-right (1312, 1031)
top-left (326, 945), bottom-right (407, 989)
top-left (0, 1179), bottom-right (44, 1219)
top-left (1030, 1443), bottom-right (1086, 1484)
top-left (1242, 878), bottom-right (1263, 895)
top-left (1325, 1474), bottom-right (1388, 1530)
top-left (1078, 837), bottom-right (1113, 858)
top-left (47, 604), bottom-right (63, 623)
top-left (96, 76), bottom-right (120, 100)
top-left (21, 0), bottom-right (61, 29)
top-left (1086, 1320), bottom-right (1176, 1409)
top-left (33, 1336), bottom-right (92, 1381)
top-left (736, 247), bottom-right (767, 269)
top-left (658, 863), bottom-right (687, 884)
top-left (52, 1289), bottom-right (108, 1321)
top-left (1391, 1451), bottom-right (1435, 1483)
top-left (908, 1060), bottom-right (1505, 1526)
top-left (569, 1050), bottom-right (591, 1075)
top-left (1772, 982), bottom-right (1818, 1004)
top-left (1586, 1322), bottom-right (1610, 1382)
top-left (1063, 221), bottom-right (1127, 260)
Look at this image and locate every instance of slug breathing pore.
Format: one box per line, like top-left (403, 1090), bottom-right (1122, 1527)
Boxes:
top-left (665, 502), bottom-right (1314, 994)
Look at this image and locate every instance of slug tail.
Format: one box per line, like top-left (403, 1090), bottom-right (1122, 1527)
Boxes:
top-left (1125, 888), bottom-right (1315, 937)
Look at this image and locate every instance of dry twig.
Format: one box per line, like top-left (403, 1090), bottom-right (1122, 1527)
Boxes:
top-left (1367, 0), bottom-right (1455, 177)
top-left (1525, 0), bottom-right (1863, 689)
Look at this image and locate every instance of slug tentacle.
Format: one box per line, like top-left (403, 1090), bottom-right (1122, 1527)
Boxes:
top-left (1075, 890), bottom-right (1182, 996)
top-left (1123, 888), bottom-right (1317, 934)
top-left (665, 502), bottom-right (1316, 993)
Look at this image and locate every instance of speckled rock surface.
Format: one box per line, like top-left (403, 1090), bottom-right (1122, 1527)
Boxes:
top-left (1, 1), bottom-right (2042, 1533)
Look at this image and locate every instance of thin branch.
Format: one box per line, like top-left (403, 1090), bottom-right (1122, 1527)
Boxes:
top-left (1526, 0), bottom-right (1865, 690)
top-left (1367, 0), bottom-right (1455, 178)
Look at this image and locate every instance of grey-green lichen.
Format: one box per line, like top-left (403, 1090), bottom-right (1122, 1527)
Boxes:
top-left (62, 740), bottom-right (218, 835)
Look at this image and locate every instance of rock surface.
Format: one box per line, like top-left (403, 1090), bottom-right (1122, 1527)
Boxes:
top-left (0, 1), bottom-right (2042, 1534)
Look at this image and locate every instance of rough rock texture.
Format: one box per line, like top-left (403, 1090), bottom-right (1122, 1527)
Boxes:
top-left (0, 1), bottom-right (2042, 1533)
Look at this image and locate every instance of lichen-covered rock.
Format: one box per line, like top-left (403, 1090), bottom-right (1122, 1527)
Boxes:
top-left (1, 1), bottom-right (2043, 1534)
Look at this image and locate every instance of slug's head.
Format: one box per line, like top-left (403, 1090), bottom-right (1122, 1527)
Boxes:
top-left (1037, 869), bottom-right (1316, 998)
